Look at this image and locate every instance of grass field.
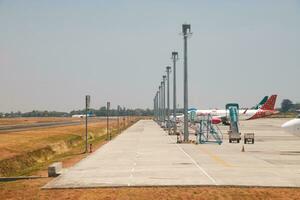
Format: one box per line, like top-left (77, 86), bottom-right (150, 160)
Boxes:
top-left (0, 117), bottom-right (80, 125)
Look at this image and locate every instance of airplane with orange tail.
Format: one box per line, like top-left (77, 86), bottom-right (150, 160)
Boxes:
top-left (173, 95), bottom-right (278, 125)
top-left (194, 95), bottom-right (278, 123)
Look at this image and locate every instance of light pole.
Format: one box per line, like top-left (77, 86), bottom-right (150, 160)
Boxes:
top-left (158, 85), bottom-right (161, 123)
top-left (182, 23), bottom-right (192, 142)
top-left (155, 91), bottom-right (159, 121)
top-left (117, 105), bottom-right (120, 134)
top-left (166, 66), bottom-right (171, 134)
top-left (172, 51), bottom-right (179, 134)
top-left (160, 81), bottom-right (164, 126)
top-left (106, 102), bottom-right (110, 140)
top-left (85, 95), bottom-right (90, 153)
top-left (153, 96), bottom-right (155, 120)
top-left (162, 75), bottom-right (166, 127)
top-left (154, 94), bottom-right (156, 121)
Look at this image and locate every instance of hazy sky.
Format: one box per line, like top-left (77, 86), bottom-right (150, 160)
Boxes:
top-left (1, 0), bottom-right (299, 112)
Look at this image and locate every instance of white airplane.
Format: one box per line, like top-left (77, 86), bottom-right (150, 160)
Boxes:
top-left (171, 113), bottom-right (222, 124)
top-left (281, 116), bottom-right (300, 137)
top-left (195, 95), bottom-right (278, 122)
top-left (170, 95), bottom-right (278, 125)
top-left (71, 114), bottom-right (92, 118)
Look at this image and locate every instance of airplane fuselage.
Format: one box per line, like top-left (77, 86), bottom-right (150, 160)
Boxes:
top-left (282, 118), bottom-right (300, 137)
top-left (195, 109), bottom-right (276, 120)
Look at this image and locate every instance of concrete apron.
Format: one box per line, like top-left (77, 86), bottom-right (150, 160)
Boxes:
top-left (43, 119), bottom-right (300, 188)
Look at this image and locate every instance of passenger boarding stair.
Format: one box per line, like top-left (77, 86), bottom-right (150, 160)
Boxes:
top-left (226, 103), bottom-right (242, 143)
top-left (194, 114), bottom-right (223, 145)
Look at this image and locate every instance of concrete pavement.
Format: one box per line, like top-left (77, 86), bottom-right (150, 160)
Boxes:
top-left (44, 119), bottom-right (300, 188)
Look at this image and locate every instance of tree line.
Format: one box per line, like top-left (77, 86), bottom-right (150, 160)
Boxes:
top-left (0, 107), bottom-right (153, 118)
top-left (281, 99), bottom-right (300, 113)
top-left (1, 99), bottom-right (299, 118)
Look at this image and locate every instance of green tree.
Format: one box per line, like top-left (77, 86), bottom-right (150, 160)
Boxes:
top-left (281, 99), bottom-right (293, 112)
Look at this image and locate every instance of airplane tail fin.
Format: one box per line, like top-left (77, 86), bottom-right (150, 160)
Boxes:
top-left (260, 95), bottom-right (277, 110)
top-left (252, 96), bottom-right (268, 109)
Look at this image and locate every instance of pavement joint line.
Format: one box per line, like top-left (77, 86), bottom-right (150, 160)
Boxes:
top-left (165, 132), bottom-right (218, 185)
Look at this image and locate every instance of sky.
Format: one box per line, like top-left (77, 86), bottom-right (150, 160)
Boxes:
top-left (1, 0), bottom-right (300, 112)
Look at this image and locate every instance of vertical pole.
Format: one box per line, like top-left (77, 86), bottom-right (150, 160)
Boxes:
top-left (166, 66), bottom-right (171, 134)
top-left (118, 105), bottom-right (120, 134)
top-left (156, 91), bottom-right (159, 121)
top-left (172, 52), bottom-right (178, 134)
top-left (157, 89), bottom-right (160, 123)
top-left (106, 102), bottom-right (110, 140)
top-left (85, 96), bottom-right (88, 153)
top-left (126, 109), bottom-right (128, 126)
top-left (155, 93), bottom-right (157, 121)
top-left (153, 97), bottom-right (155, 121)
top-left (161, 83), bottom-right (163, 124)
top-left (123, 107), bottom-right (125, 129)
top-left (159, 85), bottom-right (162, 123)
top-left (154, 94), bottom-right (157, 121)
top-left (162, 78), bottom-right (166, 126)
top-left (182, 24), bottom-right (191, 142)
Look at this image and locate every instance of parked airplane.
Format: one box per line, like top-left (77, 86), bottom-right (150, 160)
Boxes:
top-left (170, 95), bottom-right (277, 125)
top-left (281, 116), bottom-right (300, 137)
top-left (172, 112), bottom-right (222, 124)
top-left (71, 114), bottom-right (93, 118)
top-left (195, 95), bottom-right (278, 121)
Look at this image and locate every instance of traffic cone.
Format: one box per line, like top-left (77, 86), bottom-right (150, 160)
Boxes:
top-left (241, 145), bottom-right (245, 152)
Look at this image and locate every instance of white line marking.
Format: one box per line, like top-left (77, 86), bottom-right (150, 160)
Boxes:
top-left (171, 137), bottom-right (218, 185)
top-left (176, 143), bottom-right (218, 185)
top-left (128, 135), bottom-right (141, 186)
top-left (128, 167), bottom-right (135, 186)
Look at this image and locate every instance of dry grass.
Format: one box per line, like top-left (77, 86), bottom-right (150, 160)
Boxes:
top-left (0, 121), bottom-right (98, 160)
top-left (0, 117), bottom-right (79, 126)
top-left (0, 118), bottom-right (124, 160)
top-left (0, 117), bottom-right (137, 176)
top-left (1, 179), bottom-right (300, 200)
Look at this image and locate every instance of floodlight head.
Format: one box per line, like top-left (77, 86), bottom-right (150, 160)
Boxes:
top-left (166, 66), bottom-right (171, 70)
top-left (163, 75), bottom-right (166, 81)
top-left (172, 51), bottom-right (179, 60)
top-left (182, 24), bottom-right (191, 34)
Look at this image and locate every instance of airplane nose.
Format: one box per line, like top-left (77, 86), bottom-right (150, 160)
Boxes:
top-left (281, 120), bottom-right (295, 129)
top-left (281, 122), bottom-right (290, 128)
